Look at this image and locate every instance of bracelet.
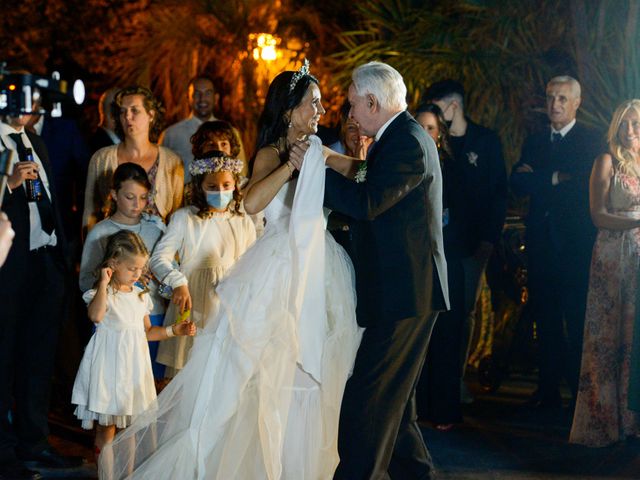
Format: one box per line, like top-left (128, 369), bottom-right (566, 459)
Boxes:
top-left (284, 161), bottom-right (294, 179)
top-left (165, 325), bottom-right (175, 338)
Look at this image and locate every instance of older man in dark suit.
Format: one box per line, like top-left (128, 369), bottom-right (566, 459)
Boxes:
top-left (323, 61), bottom-right (449, 480)
top-left (511, 75), bottom-right (604, 410)
top-left (0, 110), bottom-right (80, 479)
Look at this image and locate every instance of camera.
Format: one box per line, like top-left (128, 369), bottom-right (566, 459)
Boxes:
top-left (0, 62), bottom-right (85, 118)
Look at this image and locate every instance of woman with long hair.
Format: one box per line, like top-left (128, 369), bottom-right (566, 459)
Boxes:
top-left (100, 62), bottom-right (362, 479)
top-left (570, 99), bottom-right (640, 446)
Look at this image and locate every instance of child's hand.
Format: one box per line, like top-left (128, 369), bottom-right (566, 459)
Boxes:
top-left (99, 267), bottom-right (113, 285)
top-left (174, 320), bottom-right (196, 337)
top-left (172, 285), bottom-right (192, 314)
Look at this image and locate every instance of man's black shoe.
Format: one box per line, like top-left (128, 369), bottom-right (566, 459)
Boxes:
top-left (18, 447), bottom-right (84, 469)
top-left (0, 461), bottom-right (42, 480)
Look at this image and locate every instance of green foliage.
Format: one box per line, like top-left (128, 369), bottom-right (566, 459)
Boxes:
top-left (331, 0), bottom-right (640, 169)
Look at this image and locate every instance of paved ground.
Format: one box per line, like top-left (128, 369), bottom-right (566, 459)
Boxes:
top-left (34, 372), bottom-right (640, 479)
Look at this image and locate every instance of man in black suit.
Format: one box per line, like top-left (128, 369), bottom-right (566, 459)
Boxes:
top-left (324, 62), bottom-right (449, 480)
top-left (0, 111), bottom-right (79, 479)
top-left (510, 75), bottom-right (603, 409)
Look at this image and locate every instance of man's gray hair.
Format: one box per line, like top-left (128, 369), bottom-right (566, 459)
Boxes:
top-left (352, 62), bottom-right (408, 112)
top-left (547, 75), bottom-right (581, 98)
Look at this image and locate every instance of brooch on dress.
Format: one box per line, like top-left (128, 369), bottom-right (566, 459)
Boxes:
top-left (467, 151), bottom-right (478, 167)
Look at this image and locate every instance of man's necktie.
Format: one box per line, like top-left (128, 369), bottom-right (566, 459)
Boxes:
top-left (9, 133), bottom-right (56, 235)
top-left (551, 132), bottom-right (563, 143)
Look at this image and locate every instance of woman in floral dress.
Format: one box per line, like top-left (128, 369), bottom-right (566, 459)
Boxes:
top-left (570, 99), bottom-right (640, 447)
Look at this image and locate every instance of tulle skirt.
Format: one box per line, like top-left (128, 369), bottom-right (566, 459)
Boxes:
top-left (99, 226), bottom-right (362, 479)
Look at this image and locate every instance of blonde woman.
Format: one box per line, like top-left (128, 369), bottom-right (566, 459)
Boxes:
top-left (570, 99), bottom-right (640, 447)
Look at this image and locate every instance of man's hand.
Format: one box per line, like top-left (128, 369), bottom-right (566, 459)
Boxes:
top-left (289, 139), bottom-right (310, 171)
top-left (0, 212), bottom-right (15, 268)
top-left (7, 161), bottom-right (39, 190)
top-left (515, 163), bottom-right (533, 173)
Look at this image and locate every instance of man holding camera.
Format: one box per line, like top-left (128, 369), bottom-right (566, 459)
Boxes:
top-left (0, 109), bottom-right (78, 479)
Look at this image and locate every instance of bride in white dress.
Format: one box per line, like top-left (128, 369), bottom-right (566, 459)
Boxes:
top-left (100, 62), bottom-right (363, 479)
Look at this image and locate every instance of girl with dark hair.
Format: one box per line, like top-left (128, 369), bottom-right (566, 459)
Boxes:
top-left (103, 61), bottom-right (362, 479)
top-left (83, 85), bottom-right (184, 230)
top-left (150, 149), bottom-right (256, 378)
top-left (79, 162), bottom-right (168, 378)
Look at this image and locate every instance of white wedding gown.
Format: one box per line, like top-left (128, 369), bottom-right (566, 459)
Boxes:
top-left (100, 136), bottom-right (363, 480)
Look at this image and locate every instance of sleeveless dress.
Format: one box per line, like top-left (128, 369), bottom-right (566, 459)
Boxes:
top-left (570, 164), bottom-right (640, 446)
top-left (99, 136), bottom-right (363, 479)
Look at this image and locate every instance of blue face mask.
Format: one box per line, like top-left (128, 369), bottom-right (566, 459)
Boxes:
top-left (205, 189), bottom-right (234, 210)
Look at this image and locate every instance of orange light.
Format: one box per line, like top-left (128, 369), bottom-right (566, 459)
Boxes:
top-left (8, 84), bottom-right (16, 91)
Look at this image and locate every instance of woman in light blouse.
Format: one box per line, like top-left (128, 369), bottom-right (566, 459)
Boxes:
top-left (83, 85), bottom-right (183, 231)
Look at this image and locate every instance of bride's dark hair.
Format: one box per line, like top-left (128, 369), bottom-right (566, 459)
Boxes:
top-left (251, 70), bottom-right (319, 171)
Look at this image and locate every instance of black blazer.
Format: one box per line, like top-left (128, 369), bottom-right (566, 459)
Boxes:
top-left (0, 131), bottom-right (68, 291)
top-left (510, 122), bottom-right (604, 258)
top-left (325, 111), bottom-right (449, 327)
top-left (447, 119), bottom-right (507, 251)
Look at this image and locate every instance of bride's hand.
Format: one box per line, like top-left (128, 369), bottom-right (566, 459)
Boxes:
top-left (356, 136), bottom-right (374, 160)
top-left (289, 139), bottom-right (310, 171)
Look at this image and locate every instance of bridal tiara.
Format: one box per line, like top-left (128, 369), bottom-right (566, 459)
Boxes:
top-left (289, 59), bottom-right (310, 93)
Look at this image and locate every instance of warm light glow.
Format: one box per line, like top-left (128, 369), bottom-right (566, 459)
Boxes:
top-left (8, 84), bottom-right (15, 91)
top-left (250, 33), bottom-right (279, 62)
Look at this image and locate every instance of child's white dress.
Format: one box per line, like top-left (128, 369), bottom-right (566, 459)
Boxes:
top-left (151, 206), bottom-right (256, 374)
top-left (72, 286), bottom-right (156, 429)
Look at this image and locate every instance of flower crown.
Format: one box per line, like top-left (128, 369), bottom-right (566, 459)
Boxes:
top-left (289, 58), bottom-right (310, 93)
top-left (189, 155), bottom-right (244, 176)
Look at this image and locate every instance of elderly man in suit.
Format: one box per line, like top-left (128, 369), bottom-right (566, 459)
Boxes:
top-left (0, 108), bottom-right (80, 479)
top-left (511, 75), bottom-right (604, 410)
top-left (323, 61), bottom-right (449, 480)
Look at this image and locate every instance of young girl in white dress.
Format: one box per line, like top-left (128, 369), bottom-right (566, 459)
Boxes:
top-left (102, 62), bottom-right (362, 480)
top-left (79, 162), bottom-right (167, 378)
top-left (152, 144), bottom-right (256, 377)
top-left (72, 230), bottom-right (196, 460)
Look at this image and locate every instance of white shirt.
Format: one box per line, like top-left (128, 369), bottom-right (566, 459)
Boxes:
top-left (550, 118), bottom-right (576, 186)
top-left (375, 111), bottom-right (404, 142)
top-left (0, 121), bottom-right (57, 250)
top-left (550, 118), bottom-right (576, 141)
top-left (160, 114), bottom-right (247, 183)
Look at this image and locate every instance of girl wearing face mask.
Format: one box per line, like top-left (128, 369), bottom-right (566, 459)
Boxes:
top-left (150, 150), bottom-right (256, 377)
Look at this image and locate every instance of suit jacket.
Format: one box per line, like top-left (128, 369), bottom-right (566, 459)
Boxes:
top-left (446, 119), bottom-right (507, 254)
top-left (0, 131), bottom-right (68, 292)
top-left (510, 122), bottom-right (604, 260)
top-left (325, 111), bottom-right (449, 327)
top-left (40, 116), bottom-right (90, 239)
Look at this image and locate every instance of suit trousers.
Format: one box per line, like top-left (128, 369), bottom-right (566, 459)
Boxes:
top-left (527, 231), bottom-right (591, 401)
top-left (0, 248), bottom-right (66, 463)
top-left (417, 256), bottom-right (465, 423)
top-left (334, 311), bottom-right (439, 480)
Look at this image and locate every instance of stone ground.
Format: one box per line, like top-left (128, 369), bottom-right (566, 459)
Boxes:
top-left (32, 372), bottom-right (640, 479)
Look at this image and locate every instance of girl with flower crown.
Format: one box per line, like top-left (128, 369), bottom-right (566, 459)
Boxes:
top-left (150, 145), bottom-right (256, 378)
